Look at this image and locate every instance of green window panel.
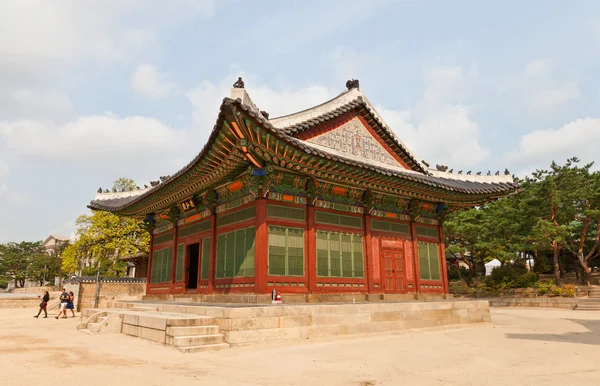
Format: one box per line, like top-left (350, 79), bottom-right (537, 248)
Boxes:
top-left (315, 231), bottom-right (364, 278)
top-left (268, 226), bottom-right (305, 276)
top-left (175, 243), bottom-right (185, 282)
top-left (179, 221), bottom-right (211, 238)
top-left (416, 226), bottom-right (438, 239)
top-left (267, 205), bottom-right (306, 221)
top-left (215, 227), bottom-right (256, 278)
top-left (315, 212), bottom-right (363, 229)
top-left (217, 207), bottom-right (257, 227)
top-left (154, 232), bottom-right (174, 245)
top-left (150, 246), bottom-right (173, 284)
top-left (200, 237), bottom-right (211, 280)
top-left (371, 219), bottom-right (410, 234)
top-left (418, 242), bottom-right (441, 281)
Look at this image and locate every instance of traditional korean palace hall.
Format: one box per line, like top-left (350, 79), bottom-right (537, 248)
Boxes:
top-left (89, 79), bottom-right (518, 300)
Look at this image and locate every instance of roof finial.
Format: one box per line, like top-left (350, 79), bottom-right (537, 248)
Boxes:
top-left (346, 79), bottom-right (359, 90)
top-left (233, 77), bottom-right (245, 89)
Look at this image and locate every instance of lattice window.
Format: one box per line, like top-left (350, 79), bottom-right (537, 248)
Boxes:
top-left (200, 237), bottom-right (210, 280)
top-left (154, 232), bottom-right (174, 245)
top-left (268, 226), bottom-right (305, 276)
top-left (315, 230), bottom-right (364, 278)
top-left (216, 227), bottom-right (255, 278)
top-left (371, 219), bottom-right (409, 234)
top-left (418, 242), bottom-right (441, 281)
top-left (267, 205), bottom-right (306, 221)
top-left (175, 243), bottom-right (184, 282)
top-left (416, 226), bottom-right (438, 239)
top-left (150, 246), bottom-right (173, 283)
top-left (179, 221), bottom-right (211, 238)
top-left (217, 206), bottom-right (257, 227)
top-left (315, 211), bottom-right (362, 228)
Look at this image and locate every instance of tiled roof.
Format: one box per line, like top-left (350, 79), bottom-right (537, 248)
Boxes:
top-left (89, 93), bottom-right (518, 213)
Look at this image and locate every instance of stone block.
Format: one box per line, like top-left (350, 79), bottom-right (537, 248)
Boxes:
top-left (222, 307), bottom-right (253, 319)
top-left (279, 315), bottom-right (313, 328)
top-left (229, 317), bottom-right (279, 331)
top-left (121, 324), bottom-right (140, 336)
top-left (422, 309), bottom-right (453, 319)
top-left (370, 311), bottom-right (404, 322)
top-left (403, 318), bottom-right (441, 329)
top-left (401, 311), bottom-right (423, 320)
top-left (139, 327), bottom-right (166, 343)
top-left (138, 316), bottom-right (167, 330)
top-left (123, 314), bottom-right (139, 325)
top-left (256, 327), bottom-right (303, 342)
top-left (224, 329), bottom-right (260, 345)
top-left (312, 313), bottom-right (371, 326)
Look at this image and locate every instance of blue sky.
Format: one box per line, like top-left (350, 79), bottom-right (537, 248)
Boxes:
top-left (0, 0), bottom-right (599, 242)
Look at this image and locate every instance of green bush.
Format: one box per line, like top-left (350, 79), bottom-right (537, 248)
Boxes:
top-left (484, 266), bottom-right (539, 289)
top-left (0, 278), bottom-right (8, 289)
top-left (561, 284), bottom-right (576, 298)
top-left (447, 266), bottom-right (470, 281)
top-left (535, 280), bottom-right (554, 295)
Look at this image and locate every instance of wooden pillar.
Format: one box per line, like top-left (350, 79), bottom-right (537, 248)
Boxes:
top-left (255, 198), bottom-right (268, 294)
top-left (410, 221), bottom-right (421, 295)
top-left (438, 223), bottom-right (449, 294)
top-left (170, 225), bottom-right (178, 293)
top-left (364, 211), bottom-right (373, 293)
top-left (208, 212), bottom-right (217, 294)
top-left (146, 233), bottom-right (154, 295)
top-left (307, 204), bottom-right (316, 294)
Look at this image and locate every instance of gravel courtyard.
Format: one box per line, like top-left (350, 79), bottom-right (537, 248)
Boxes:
top-left (1, 306), bottom-right (599, 386)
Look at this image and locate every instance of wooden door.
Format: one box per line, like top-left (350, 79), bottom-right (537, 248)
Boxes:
top-left (382, 248), bottom-right (405, 293)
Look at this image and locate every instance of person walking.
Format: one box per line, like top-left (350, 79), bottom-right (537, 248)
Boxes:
top-left (65, 291), bottom-right (76, 317)
top-left (34, 291), bottom-right (50, 318)
top-left (55, 288), bottom-right (69, 319)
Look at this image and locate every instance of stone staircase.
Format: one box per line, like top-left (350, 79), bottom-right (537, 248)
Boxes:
top-left (77, 308), bottom-right (229, 353)
top-left (587, 286), bottom-right (600, 299)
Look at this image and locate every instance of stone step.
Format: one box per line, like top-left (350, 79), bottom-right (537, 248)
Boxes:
top-left (131, 306), bottom-right (159, 312)
top-left (576, 305), bottom-right (600, 311)
top-left (167, 325), bottom-right (220, 336)
top-left (173, 334), bottom-right (225, 347)
top-left (176, 343), bottom-right (230, 353)
top-left (78, 329), bottom-right (93, 335)
top-left (167, 317), bottom-right (216, 327)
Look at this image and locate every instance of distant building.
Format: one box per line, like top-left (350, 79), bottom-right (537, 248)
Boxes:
top-left (41, 235), bottom-right (70, 256)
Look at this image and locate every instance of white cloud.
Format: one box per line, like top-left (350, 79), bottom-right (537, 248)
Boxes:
top-left (0, 159), bottom-right (9, 178)
top-left (505, 117), bottom-right (600, 171)
top-left (521, 59), bottom-right (579, 111)
top-left (131, 64), bottom-right (175, 98)
top-left (377, 65), bottom-right (489, 169)
top-left (0, 114), bottom-right (184, 162)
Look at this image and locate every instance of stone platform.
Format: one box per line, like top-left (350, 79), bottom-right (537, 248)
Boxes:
top-left (85, 299), bottom-right (490, 349)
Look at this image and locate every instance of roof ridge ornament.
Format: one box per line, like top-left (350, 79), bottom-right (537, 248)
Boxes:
top-left (345, 79), bottom-right (359, 90)
top-left (233, 77), bottom-right (245, 89)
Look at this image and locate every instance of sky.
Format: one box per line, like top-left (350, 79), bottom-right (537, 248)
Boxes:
top-left (1, 0), bottom-right (599, 243)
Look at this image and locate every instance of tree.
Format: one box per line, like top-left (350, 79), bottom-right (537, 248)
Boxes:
top-left (61, 211), bottom-right (150, 277)
top-left (0, 241), bottom-right (45, 287)
top-left (113, 177), bottom-right (137, 192)
top-left (27, 247), bottom-right (63, 286)
top-left (528, 158), bottom-right (600, 285)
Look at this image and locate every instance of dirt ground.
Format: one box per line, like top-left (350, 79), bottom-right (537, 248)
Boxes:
top-left (1, 307), bottom-right (599, 386)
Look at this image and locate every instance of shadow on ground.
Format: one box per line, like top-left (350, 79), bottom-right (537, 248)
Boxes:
top-left (506, 319), bottom-right (600, 346)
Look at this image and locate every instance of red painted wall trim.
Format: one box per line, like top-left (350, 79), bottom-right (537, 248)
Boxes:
top-left (254, 198), bottom-right (268, 293)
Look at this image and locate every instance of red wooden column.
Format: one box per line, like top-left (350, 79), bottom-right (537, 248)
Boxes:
top-left (306, 204), bottom-right (316, 294)
top-left (208, 211), bottom-right (217, 294)
top-left (438, 223), bottom-right (449, 294)
top-left (170, 225), bottom-right (178, 293)
top-left (363, 211), bottom-right (374, 293)
top-left (410, 221), bottom-right (421, 295)
top-left (255, 198), bottom-right (268, 294)
top-left (146, 233), bottom-right (154, 294)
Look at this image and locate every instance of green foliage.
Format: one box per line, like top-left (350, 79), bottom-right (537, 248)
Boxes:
top-left (447, 265), bottom-right (470, 281)
top-left (484, 266), bottom-right (538, 288)
top-left (62, 211), bottom-right (150, 277)
top-left (113, 177), bottom-right (138, 192)
top-left (0, 278), bottom-right (8, 289)
top-left (445, 158), bottom-right (600, 285)
top-left (0, 241), bottom-right (46, 287)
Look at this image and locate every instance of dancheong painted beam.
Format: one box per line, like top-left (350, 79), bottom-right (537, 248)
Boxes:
top-left (88, 78), bottom-right (518, 298)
